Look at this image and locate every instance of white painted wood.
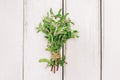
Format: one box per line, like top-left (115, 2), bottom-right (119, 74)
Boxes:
top-left (65, 0), bottom-right (100, 80)
top-left (103, 0), bottom-right (120, 80)
top-left (0, 0), bottom-right (23, 80)
top-left (24, 0), bottom-right (62, 80)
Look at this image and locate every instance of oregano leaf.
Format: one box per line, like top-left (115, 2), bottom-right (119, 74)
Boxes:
top-left (39, 58), bottom-right (50, 63)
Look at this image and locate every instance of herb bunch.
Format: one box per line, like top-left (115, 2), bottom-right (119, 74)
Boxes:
top-left (37, 8), bottom-right (79, 73)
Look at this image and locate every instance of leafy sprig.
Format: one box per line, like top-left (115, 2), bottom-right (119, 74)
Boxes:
top-left (37, 8), bottom-right (79, 73)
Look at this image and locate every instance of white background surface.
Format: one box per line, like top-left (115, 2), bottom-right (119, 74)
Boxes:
top-left (24, 0), bottom-right (100, 80)
top-left (0, 0), bottom-right (120, 80)
top-left (66, 0), bottom-right (100, 80)
top-left (24, 0), bottom-right (62, 80)
top-left (103, 0), bottom-right (120, 80)
top-left (0, 0), bottom-right (23, 80)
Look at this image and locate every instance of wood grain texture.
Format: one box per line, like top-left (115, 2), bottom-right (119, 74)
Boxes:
top-left (0, 0), bottom-right (102, 80)
top-left (65, 0), bottom-right (100, 80)
top-left (103, 0), bottom-right (120, 80)
top-left (24, 0), bottom-right (62, 80)
top-left (0, 0), bottom-right (23, 80)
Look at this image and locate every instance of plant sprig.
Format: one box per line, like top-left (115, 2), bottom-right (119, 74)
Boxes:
top-left (37, 8), bottom-right (79, 73)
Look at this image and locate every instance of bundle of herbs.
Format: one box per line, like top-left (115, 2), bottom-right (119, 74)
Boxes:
top-left (36, 8), bottom-right (79, 73)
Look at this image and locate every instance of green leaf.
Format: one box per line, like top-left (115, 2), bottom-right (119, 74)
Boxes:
top-left (73, 30), bottom-right (78, 33)
top-left (50, 59), bottom-right (55, 66)
top-left (64, 13), bottom-right (69, 17)
top-left (37, 8), bottom-right (79, 56)
top-left (50, 8), bottom-right (54, 15)
top-left (58, 9), bottom-right (62, 14)
top-left (36, 23), bottom-right (43, 33)
top-left (71, 21), bottom-right (75, 25)
top-left (61, 13), bottom-right (69, 20)
top-left (59, 60), bottom-right (64, 66)
top-left (39, 58), bottom-right (50, 63)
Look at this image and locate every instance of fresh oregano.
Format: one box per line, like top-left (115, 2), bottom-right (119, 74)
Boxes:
top-left (36, 8), bottom-right (79, 73)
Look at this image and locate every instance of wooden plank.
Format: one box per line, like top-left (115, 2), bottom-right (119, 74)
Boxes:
top-left (0, 0), bottom-right (23, 80)
top-left (65, 0), bottom-right (100, 80)
top-left (103, 0), bottom-right (120, 80)
top-left (24, 0), bottom-right (62, 80)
